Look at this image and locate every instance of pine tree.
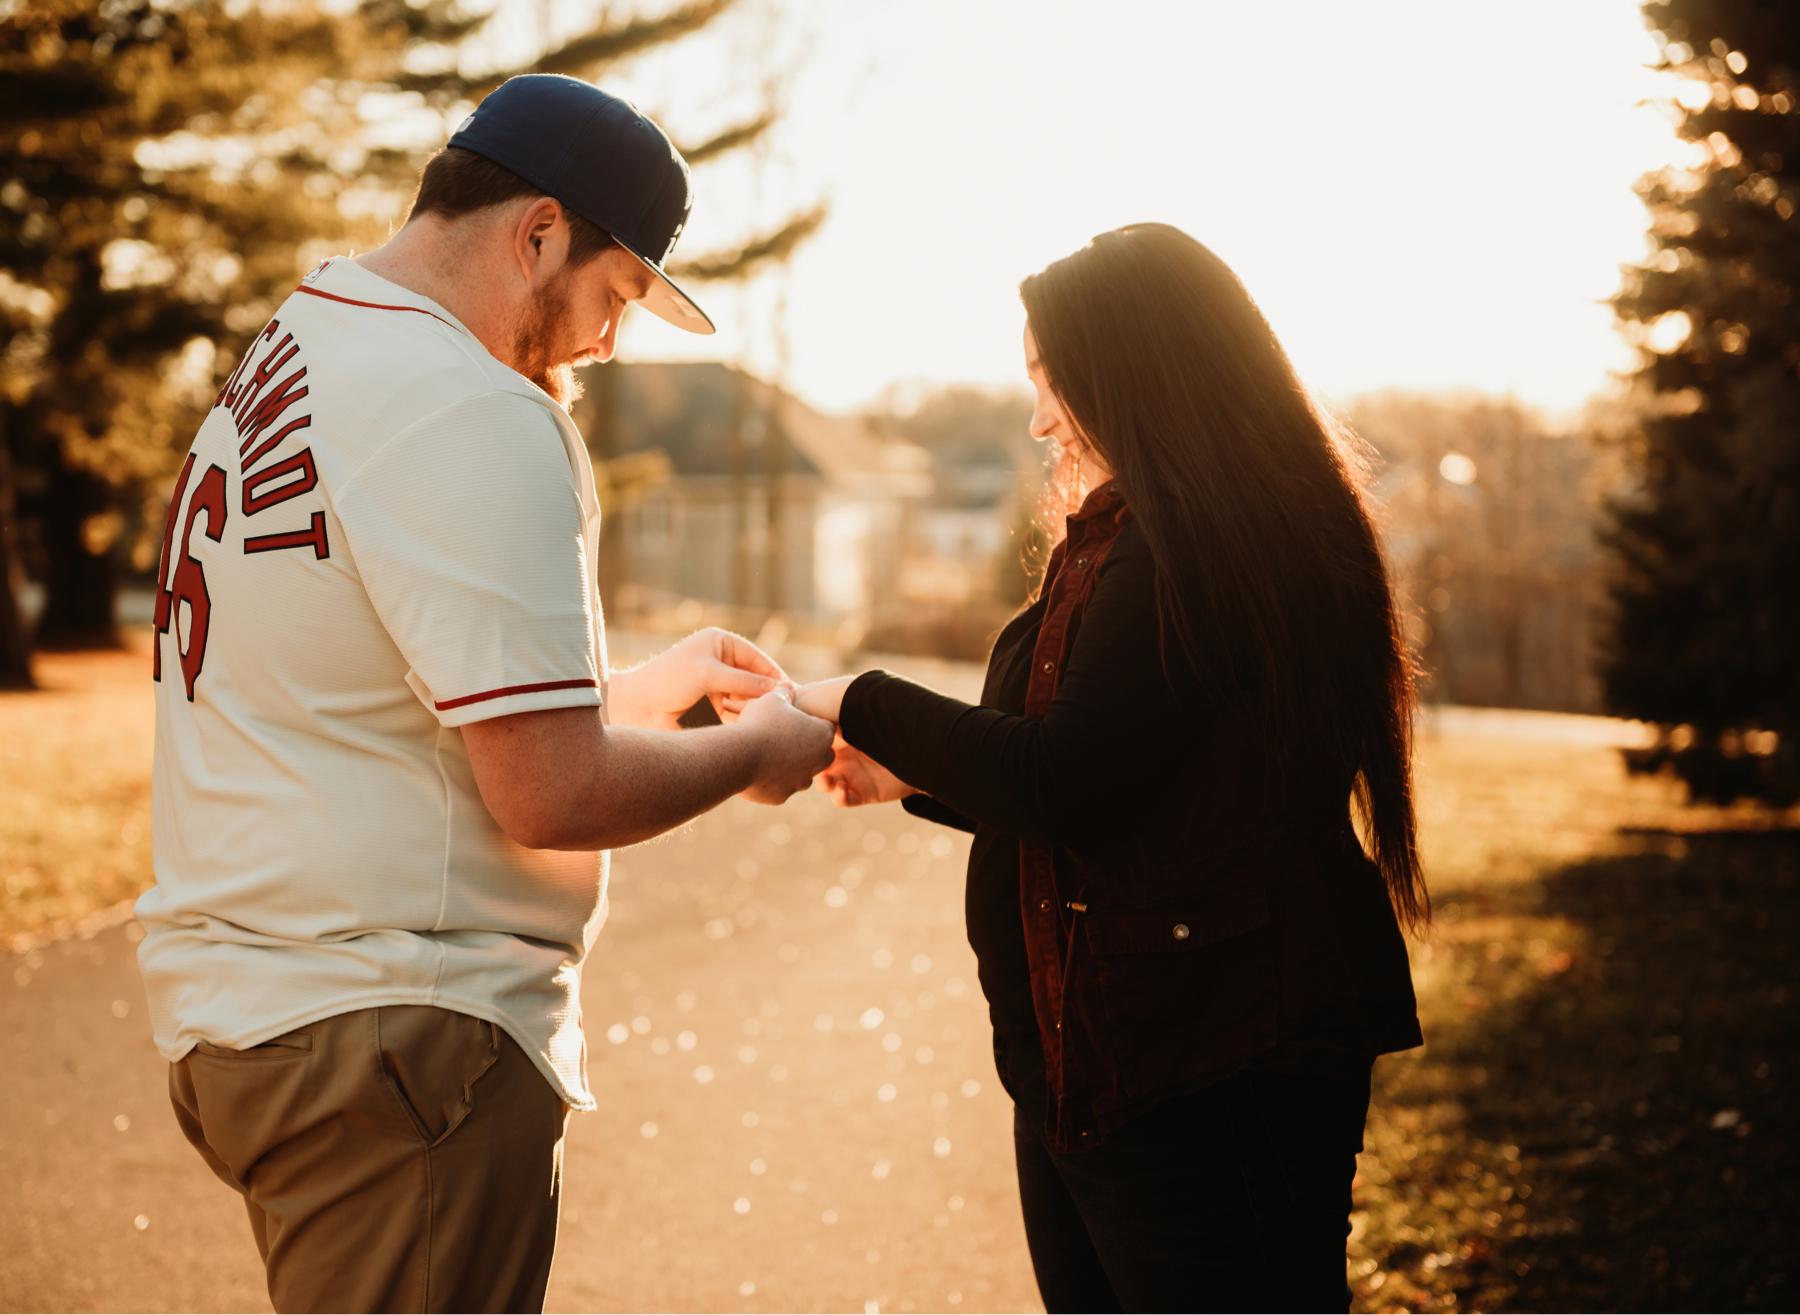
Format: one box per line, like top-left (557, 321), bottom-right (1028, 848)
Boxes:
top-left (0, 0), bottom-right (822, 673)
top-left (0, 0), bottom-right (380, 663)
top-left (366, 0), bottom-right (825, 283)
top-left (1608, 0), bottom-right (1800, 804)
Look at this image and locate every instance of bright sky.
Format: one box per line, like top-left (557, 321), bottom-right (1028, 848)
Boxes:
top-left (591, 0), bottom-right (1680, 418)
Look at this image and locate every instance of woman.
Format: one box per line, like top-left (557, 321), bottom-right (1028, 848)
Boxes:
top-left (794, 223), bottom-right (1426, 1313)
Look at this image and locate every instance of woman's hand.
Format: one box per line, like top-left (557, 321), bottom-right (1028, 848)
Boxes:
top-left (793, 675), bottom-right (855, 726)
top-left (818, 734), bottom-right (916, 807)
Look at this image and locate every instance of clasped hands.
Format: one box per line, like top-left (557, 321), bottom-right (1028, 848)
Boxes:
top-left (608, 628), bottom-right (913, 808)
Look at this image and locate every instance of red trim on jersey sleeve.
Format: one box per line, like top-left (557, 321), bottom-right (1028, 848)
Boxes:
top-left (434, 678), bottom-right (599, 712)
top-left (294, 283), bottom-right (463, 332)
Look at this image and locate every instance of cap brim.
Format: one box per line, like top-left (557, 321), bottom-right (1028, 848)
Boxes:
top-left (618, 244), bottom-right (715, 336)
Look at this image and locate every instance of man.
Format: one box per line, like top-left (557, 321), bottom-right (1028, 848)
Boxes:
top-left (136, 75), bottom-right (834, 1313)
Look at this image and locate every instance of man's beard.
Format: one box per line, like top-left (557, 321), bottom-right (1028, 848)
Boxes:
top-left (511, 280), bottom-right (587, 410)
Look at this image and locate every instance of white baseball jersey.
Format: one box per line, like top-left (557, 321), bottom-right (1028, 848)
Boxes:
top-left (136, 257), bottom-right (611, 1109)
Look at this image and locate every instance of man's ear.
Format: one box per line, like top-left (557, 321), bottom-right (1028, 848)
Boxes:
top-left (513, 196), bottom-right (570, 285)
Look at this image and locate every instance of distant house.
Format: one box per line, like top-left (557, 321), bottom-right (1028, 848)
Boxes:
top-left (865, 385), bottom-right (1041, 619)
top-left (896, 464), bottom-right (1019, 608)
top-left (571, 362), bottom-right (933, 623)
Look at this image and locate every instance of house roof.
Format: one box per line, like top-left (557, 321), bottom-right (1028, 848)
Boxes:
top-left (573, 361), bottom-right (932, 497)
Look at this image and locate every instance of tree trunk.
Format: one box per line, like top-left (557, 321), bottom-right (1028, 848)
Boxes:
top-left (0, 407), bottom-right (34, 688)
top-left (588, 365), bottom-right (629, 607)
top-left (0, 530), bottom-right (32, 687)
top-left (33, 458), bottom-right (121, 651)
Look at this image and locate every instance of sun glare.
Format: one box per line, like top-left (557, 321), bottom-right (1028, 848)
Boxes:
top-left (1647, 310), bottom-right (1694, 354)
top-left (608, 0), bottom-right (1683, 420)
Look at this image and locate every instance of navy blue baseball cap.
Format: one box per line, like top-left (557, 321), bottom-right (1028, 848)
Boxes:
top-left (449, 74), bottom-right (715, 335)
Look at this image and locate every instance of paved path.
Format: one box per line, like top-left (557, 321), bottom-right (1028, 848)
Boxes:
top-left (1, 659), bottom-right (1043, 1313)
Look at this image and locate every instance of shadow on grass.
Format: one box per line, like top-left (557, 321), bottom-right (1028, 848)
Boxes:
top-left (1362, 830), bottom-right (1798, 1311)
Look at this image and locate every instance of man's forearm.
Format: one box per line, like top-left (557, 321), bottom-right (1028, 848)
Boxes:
top-left (538, 722), bottom-right (761, 850)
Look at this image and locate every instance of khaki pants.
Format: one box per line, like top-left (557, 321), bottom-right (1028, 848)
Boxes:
top-left (169, 1005), bottom-right (569, 1313)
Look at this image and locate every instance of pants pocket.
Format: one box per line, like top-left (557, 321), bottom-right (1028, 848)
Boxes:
top-left (374, 1006), bottom-right (502, 1148)
top-left (192, 1029), bottom-right (316, 1060)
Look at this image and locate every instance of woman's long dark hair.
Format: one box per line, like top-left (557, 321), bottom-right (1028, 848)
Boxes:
top-left (1020, 223), bottom-right (1428, 931)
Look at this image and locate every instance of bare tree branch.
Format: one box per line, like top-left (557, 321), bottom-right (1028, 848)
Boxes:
top-left (396, 0), bottom-right (737, 99)
top-left (358, 0), bottom-right (491, 48)
top-left (670, 203), bottom-right (827, 281)
top-left (674, 107), bottom-right (779, 166)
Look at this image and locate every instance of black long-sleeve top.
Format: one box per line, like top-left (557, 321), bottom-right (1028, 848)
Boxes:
top-left (840, 487), bottom-right (1422, 1149)
top-left (842, 511), bottom-right (1204, 1039)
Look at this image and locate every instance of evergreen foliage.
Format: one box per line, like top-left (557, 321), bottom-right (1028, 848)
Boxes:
top-left (1608, 0), bottom-right (1800, 803)
top-left (0, 0), bottom-right (820, 675)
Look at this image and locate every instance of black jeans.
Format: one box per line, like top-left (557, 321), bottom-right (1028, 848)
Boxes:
top-left (997, 1032), bottom-right (1371, 1314)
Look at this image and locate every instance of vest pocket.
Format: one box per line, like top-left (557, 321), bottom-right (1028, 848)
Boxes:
top-left (1080, 873), bottom-right (1280, 1095)
top-left (1081, 876), bottom-right (1270, 957)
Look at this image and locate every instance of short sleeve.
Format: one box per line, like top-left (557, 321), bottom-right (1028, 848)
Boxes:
top-left (335, 390), bottom-right (603, 728)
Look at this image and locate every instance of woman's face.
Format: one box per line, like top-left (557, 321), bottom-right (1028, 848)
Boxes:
top-left (1023, 323), bottom-right (1075, 447)
top-left (1024, 323), bottom-right (1110, 483)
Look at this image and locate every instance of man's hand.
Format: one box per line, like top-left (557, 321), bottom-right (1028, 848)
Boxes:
top-left (818, 734), bottom-right (916, 807)
top-left (736, 688), bottom-right (836, 805)
top-left (609, 627), bottom-right (791, 730)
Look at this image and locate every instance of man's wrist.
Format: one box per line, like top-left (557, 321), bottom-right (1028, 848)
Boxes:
top-left (722, 717), bottom-right (771, 793)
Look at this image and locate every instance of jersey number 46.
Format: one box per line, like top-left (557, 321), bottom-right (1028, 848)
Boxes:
top-left (152, 453), bottom-right (227, 702)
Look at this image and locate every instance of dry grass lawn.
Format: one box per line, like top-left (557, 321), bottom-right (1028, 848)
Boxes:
top-left (1359, 720), bottom-right (1797, 1311)
top-left (1, 631), bottom-right (155, 948)
top-left (1, 639), bottom-right (1795, 1310)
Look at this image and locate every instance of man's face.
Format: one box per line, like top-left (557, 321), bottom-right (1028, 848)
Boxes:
top-left (514, 245), bottom-right (656, 407)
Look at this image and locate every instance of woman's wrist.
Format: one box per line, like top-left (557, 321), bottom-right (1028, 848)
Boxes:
top-left (836, 670), bottom-right (925, 801)
top-left (794, 674), bottom-right (854, 724)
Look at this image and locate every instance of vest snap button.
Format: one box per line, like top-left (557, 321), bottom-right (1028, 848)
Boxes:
top-left (1038, 899), bottom-right (1052, 912)
top-left (1172, 923), bottom-right (1191, 941)
top-left (1041, 661), bottom-right (1053, 673)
